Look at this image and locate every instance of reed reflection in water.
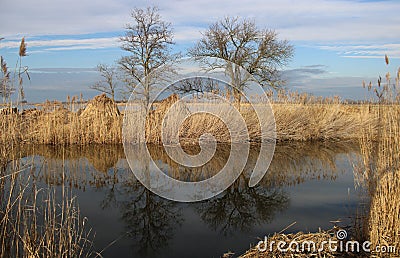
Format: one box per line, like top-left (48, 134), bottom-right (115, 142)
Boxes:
top-left (7, 142), bottom-right (361, 257)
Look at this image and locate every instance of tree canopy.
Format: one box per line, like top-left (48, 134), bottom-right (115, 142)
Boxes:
top-left (189, 17), bottom-right (293, 90)
top-left (119, 6), bottom-right (176, 105)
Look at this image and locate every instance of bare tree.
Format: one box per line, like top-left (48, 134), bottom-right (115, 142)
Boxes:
top-left (189, 17), bottom-right (293, 103)
top-left (119, 6), bottom-right (176, 107)
top-left (173, 77), bottom-right (219, 94)
top-left (90, 64), bottom-right (119, 101)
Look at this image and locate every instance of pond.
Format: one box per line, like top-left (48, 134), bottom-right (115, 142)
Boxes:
top-left (10, 142), bottom-right (364, 257)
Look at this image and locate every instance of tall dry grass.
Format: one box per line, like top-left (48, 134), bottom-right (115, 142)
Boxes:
top-left (1, 92), bottom-right (384, 145)
top-left (273, 103), bottom-right (377, 141)
top-left (0, 150), bottom-right (98, 257)
top-left (124, 93), bottom-right (379, 144)
top-left (1, 107), bottom-right (98, 257)
top-left (357, 105), bottom-right (400, 256)
top-left (0, 94), bottom-right (122, 145)
top-left (0, 38), bottom-right (100, 257)
top-left (355, 57), bottom-right (400, 256)
top-left (0, 77), bottom-right (386, 146)
top-left (0, 175), bottom-right (96, 257)
top-left (369, 170), bottom-right (400, 257)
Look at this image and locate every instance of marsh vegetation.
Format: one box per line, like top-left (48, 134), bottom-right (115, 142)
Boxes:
top-left (1, 6), bottom-right (400, 258)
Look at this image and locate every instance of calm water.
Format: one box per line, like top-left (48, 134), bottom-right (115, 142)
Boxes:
top-left (10, 142), bottom-right (363, 257)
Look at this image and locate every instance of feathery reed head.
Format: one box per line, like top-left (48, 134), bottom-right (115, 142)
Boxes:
top-left (1, 56), bottom-right (7, 74)
top-left (397, 67), bottom-right (400, 80)
top-left (19, 37), bottom-right (27, 57)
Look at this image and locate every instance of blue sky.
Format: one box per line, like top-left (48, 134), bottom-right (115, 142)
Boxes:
top-left (1, 0), bottom-right (399, 102)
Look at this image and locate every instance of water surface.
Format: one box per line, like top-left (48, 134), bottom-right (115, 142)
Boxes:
top-left (11, 142), bottom-right (363, 257)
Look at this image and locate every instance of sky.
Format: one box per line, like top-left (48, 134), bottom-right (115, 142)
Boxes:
top-left (0, 0), bottom-right (399, 102)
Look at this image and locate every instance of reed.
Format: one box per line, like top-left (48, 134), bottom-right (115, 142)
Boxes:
top-left (355, 56), bottom-right (400, 256)
top-left (239, 56), bottom-right (400, 258)
top-left (125, 94), bottom-right (379, 144)
top-left (358, 105), bottom-right (400, 256)
top-left (0, 124), bottom-right (97, 257)
top-left (273, 103), bottom-right (376, 141)
top-left (0, 168), bottom-right (97, 257)
top-left (0, 38), bottom-right (104, 257)
top-left (1, 95), bottom-right (383, 144)
top-left (237, 228), bottom-right (345, 258)
top-left (0, 94), bottom-right (122, 145)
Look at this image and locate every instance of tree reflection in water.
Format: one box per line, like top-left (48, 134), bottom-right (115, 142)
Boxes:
top-left (10, 141), bottom-right (359, 256)
top-left (196, 174), bottom-right (289, 236)
top-left (119, 181), bottom-right (183, 256)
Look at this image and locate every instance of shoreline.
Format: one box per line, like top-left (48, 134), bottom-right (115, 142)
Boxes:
top-left (0, 94), bottom-right (382, 145)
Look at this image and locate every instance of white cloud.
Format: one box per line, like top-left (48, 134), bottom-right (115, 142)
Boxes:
top-left (0, 0), bottom-right (131, 37)
top-left (341, 55), bottom-right (383, 59)
top-left (1, 0), bottom-right (399, 44)
top-left (173, 26), bottom-right (205, 42)
top-left (165, 0), bottom-right (400, 43)
top-left (0, 37), bottom-right (120, 51)
top-left (318, 43), bottom-right (400, 58)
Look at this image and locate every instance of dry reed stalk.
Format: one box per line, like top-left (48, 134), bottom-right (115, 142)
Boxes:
top-left (132, 95), bottom-right (376, 144)
top-left (359, 105), bottom-right (400, 256)
top-left (0, 94), bottom-right (385, 145)
top-left (0, 94), bottom-right (122, 145)
top-left (18, 37), bottom-right (27, 57)
top-left (0, 152), bottom-right (97, 257)
top-left (1, 38), bottom-right (97, 257)
top-left (369, 170), bottom-right (400, 257)
top-left (273, 103), bottom-right (377, 141)
top-left (238, 228), bottom-right (347, 257)
top-left (80, 94), bottom-right (121, 144)
top-left (352, 57), bottom-right (400, 257)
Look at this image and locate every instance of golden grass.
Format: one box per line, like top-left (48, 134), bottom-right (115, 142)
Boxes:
top-left (0, 94), bottom-right (122, 144)
top-left (353, 55), bottom-right (400, 254)
top-left (240, 58), bottom-right (400, 258)
top-left (273, 103), bottom-right (376, 141)
top-left (369, 170), bottom-right (400, 257)
top-left (0, 101), bottom-right (97, 257)
top-left (0, 93), bottom-right (384, 145)
top-left (0, 149), bottom-right (97, 258)
top-left (1, 94), bottom-right (396, 257)
top-left (0, 173), bottom-right (96, 257)
top-left (236, 228), bottom-right (346, 258)
top-left (127, 94), bottom-right (380, 144)
top-left (357, 105), bottom-right (400, 257)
